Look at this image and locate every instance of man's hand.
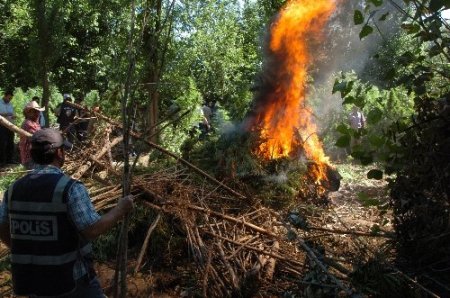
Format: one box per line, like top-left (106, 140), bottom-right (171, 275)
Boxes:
top-left (117, 195), bottom-right (134, 216)
top-left (81, 195), bottom-right (134, 240)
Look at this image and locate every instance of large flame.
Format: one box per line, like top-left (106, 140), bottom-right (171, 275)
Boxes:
top-left (250, 0), bottom-right (335, 184)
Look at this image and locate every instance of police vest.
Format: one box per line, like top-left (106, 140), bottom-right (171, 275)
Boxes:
top-left (7, 173), bottom-right (92, 297)
top-left (57, 102), bottom-right (76, 129)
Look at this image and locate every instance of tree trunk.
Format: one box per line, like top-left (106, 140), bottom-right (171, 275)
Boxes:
top-left (146, 75), bottom-right (160, 143)
top-left (34, 0), bottom-right (51, 127)
top-left (143, 0), bottom-right (175, 143)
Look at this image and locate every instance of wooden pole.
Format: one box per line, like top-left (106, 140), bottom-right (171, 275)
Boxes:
top-left (0, 116), bottom-right (31, 138)
top-left (114, 1), bottom-right (137, 297)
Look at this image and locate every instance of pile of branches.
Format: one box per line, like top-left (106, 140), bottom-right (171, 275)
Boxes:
top-left (59, 104), bottom-right (357, 296)
top-left (0, 104), bottom-right (442, 296)
top-left (62, 104), bottom-right (438, 297)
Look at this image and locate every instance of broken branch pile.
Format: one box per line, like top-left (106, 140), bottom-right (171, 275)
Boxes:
top-left (1, 108), bottom-right (402, 296)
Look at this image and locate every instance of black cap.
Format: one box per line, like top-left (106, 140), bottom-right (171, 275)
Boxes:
top-left (31, 128), bottom-right (72, 151)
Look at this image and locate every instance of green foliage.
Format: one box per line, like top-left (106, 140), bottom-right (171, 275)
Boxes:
top-left (335, 135), bottom-right (351, 148)
top-left (342, 0), bottom-right (450, 275)
top-left (354, 10), bottom-right (364, 25)
top-left (359, 25), bottom-right (374, 40)
top-left (0, 169), bottom-right (24, 193)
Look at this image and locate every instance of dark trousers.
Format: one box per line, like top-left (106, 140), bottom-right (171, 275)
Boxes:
top-left (0, 125), bottom-right (14, 164)
top-left (28, 276), bottom-right (104, 298)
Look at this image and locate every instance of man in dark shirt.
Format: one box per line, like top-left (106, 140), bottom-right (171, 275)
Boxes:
top-left (57, 94), bottom-right (77, 143)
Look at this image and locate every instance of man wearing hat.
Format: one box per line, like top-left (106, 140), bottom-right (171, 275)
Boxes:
top-left (0, 128), bottom-right (134, 297)
top-left (0, 90), bottom-right (15, 166)
top-left (19, 100), bottom-right (45, 169)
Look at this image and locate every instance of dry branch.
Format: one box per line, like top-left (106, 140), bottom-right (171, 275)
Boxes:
top-left (72, 136), bottom-right (123, 179)
top-left (0, 115), bottom-right (32, 137)
top-left (308, 226), bottom-right (393, 238)
top-left (263, 240), bottom-right (279, 281)
top-left (297, 237), bottom-right (350, 293)
top-left (202, 230), bottom-right (303, 267)
top-left (65, 101), bottom-right (246, 199)
top-left (134, 213), bottom-right (162, 273)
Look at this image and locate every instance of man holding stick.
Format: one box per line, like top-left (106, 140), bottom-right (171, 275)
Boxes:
top-left (0, 128), bottom-right (134, 297)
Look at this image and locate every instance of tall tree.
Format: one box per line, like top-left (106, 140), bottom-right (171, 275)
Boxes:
top-left (141, 0), bottom-right (176, 142)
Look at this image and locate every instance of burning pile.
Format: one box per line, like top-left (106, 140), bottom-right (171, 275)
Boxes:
top-left (247, 0), bottom-right (338, 192)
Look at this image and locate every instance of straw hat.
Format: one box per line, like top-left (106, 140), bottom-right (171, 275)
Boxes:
top-left (24, 101), bottom-right (45, 112)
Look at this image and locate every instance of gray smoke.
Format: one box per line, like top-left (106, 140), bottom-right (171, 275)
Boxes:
top-left (309, 1), bottom-right (404, 120)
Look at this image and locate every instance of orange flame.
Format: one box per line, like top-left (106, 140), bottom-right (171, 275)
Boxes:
top-left (252, 0), bottom-right (335, 184)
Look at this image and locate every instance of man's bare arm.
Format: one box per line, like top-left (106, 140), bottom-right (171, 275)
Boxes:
top-left (80, 195), bottom-right (134, 240)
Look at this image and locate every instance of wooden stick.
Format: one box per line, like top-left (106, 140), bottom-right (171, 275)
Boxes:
top-left (308, 226), bottom-right (393, 238)
top-left (186, 205), bottom-right (277, 238)
top-left (297, 237), bottom-right (350, 294)
top-left (202, 230), bottom-right (303, 267)
top-left (72, 136), bottom-right (123, 180)
top-left (263, 240), bottom-right (279, 281)
top-left (392, 268), bottom-right (440, 298)
top-left (134, 214), bottom-right (162, 273)
top-left (0, 115), bottom-right (32, 137)
top-left (217, 242), bottom-right (240, 290)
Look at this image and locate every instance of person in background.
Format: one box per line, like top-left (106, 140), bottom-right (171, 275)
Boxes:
top-left (348, 106), bottom-right (366, 150)
top-left (19, 101), bottom-right (45, 169)
top-left (0, 128), bottom-right (134, 297)
top-left (74, 95), bottom-right (89, 142)
top-left (32, 96), bottom-right (46, 128)
top-left (199, 102), bottom-right (212, 139)
top-left (0, 90), bottom-right (16, 166)
top-left (57, 94), bottom-right (77, 142)
top-left (348, 106), bottom-right (366, 131)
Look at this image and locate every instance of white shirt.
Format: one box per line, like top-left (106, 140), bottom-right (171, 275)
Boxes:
top-left (0, 98), bottom-right (14, 122)
top-left (349, 110), bottom-right (365, 129)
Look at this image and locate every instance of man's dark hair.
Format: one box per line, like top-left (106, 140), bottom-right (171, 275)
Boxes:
top-left (30, 128), bottom-right (67, 165)
top-left (32, 96), bottom-right (40, 101)
top-left (4, 90), bottom-right (13, 96)
top-left (30, 147), bottom-right (59, 165)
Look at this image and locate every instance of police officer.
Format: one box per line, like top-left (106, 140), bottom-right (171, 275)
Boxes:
top-left (0, 128), bottom-right (134, 297)
top-left (57, 94), bottom-right (77, 143)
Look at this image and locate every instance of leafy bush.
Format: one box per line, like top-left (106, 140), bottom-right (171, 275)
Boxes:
top-left (335, 0), bottom-right (450, 276)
